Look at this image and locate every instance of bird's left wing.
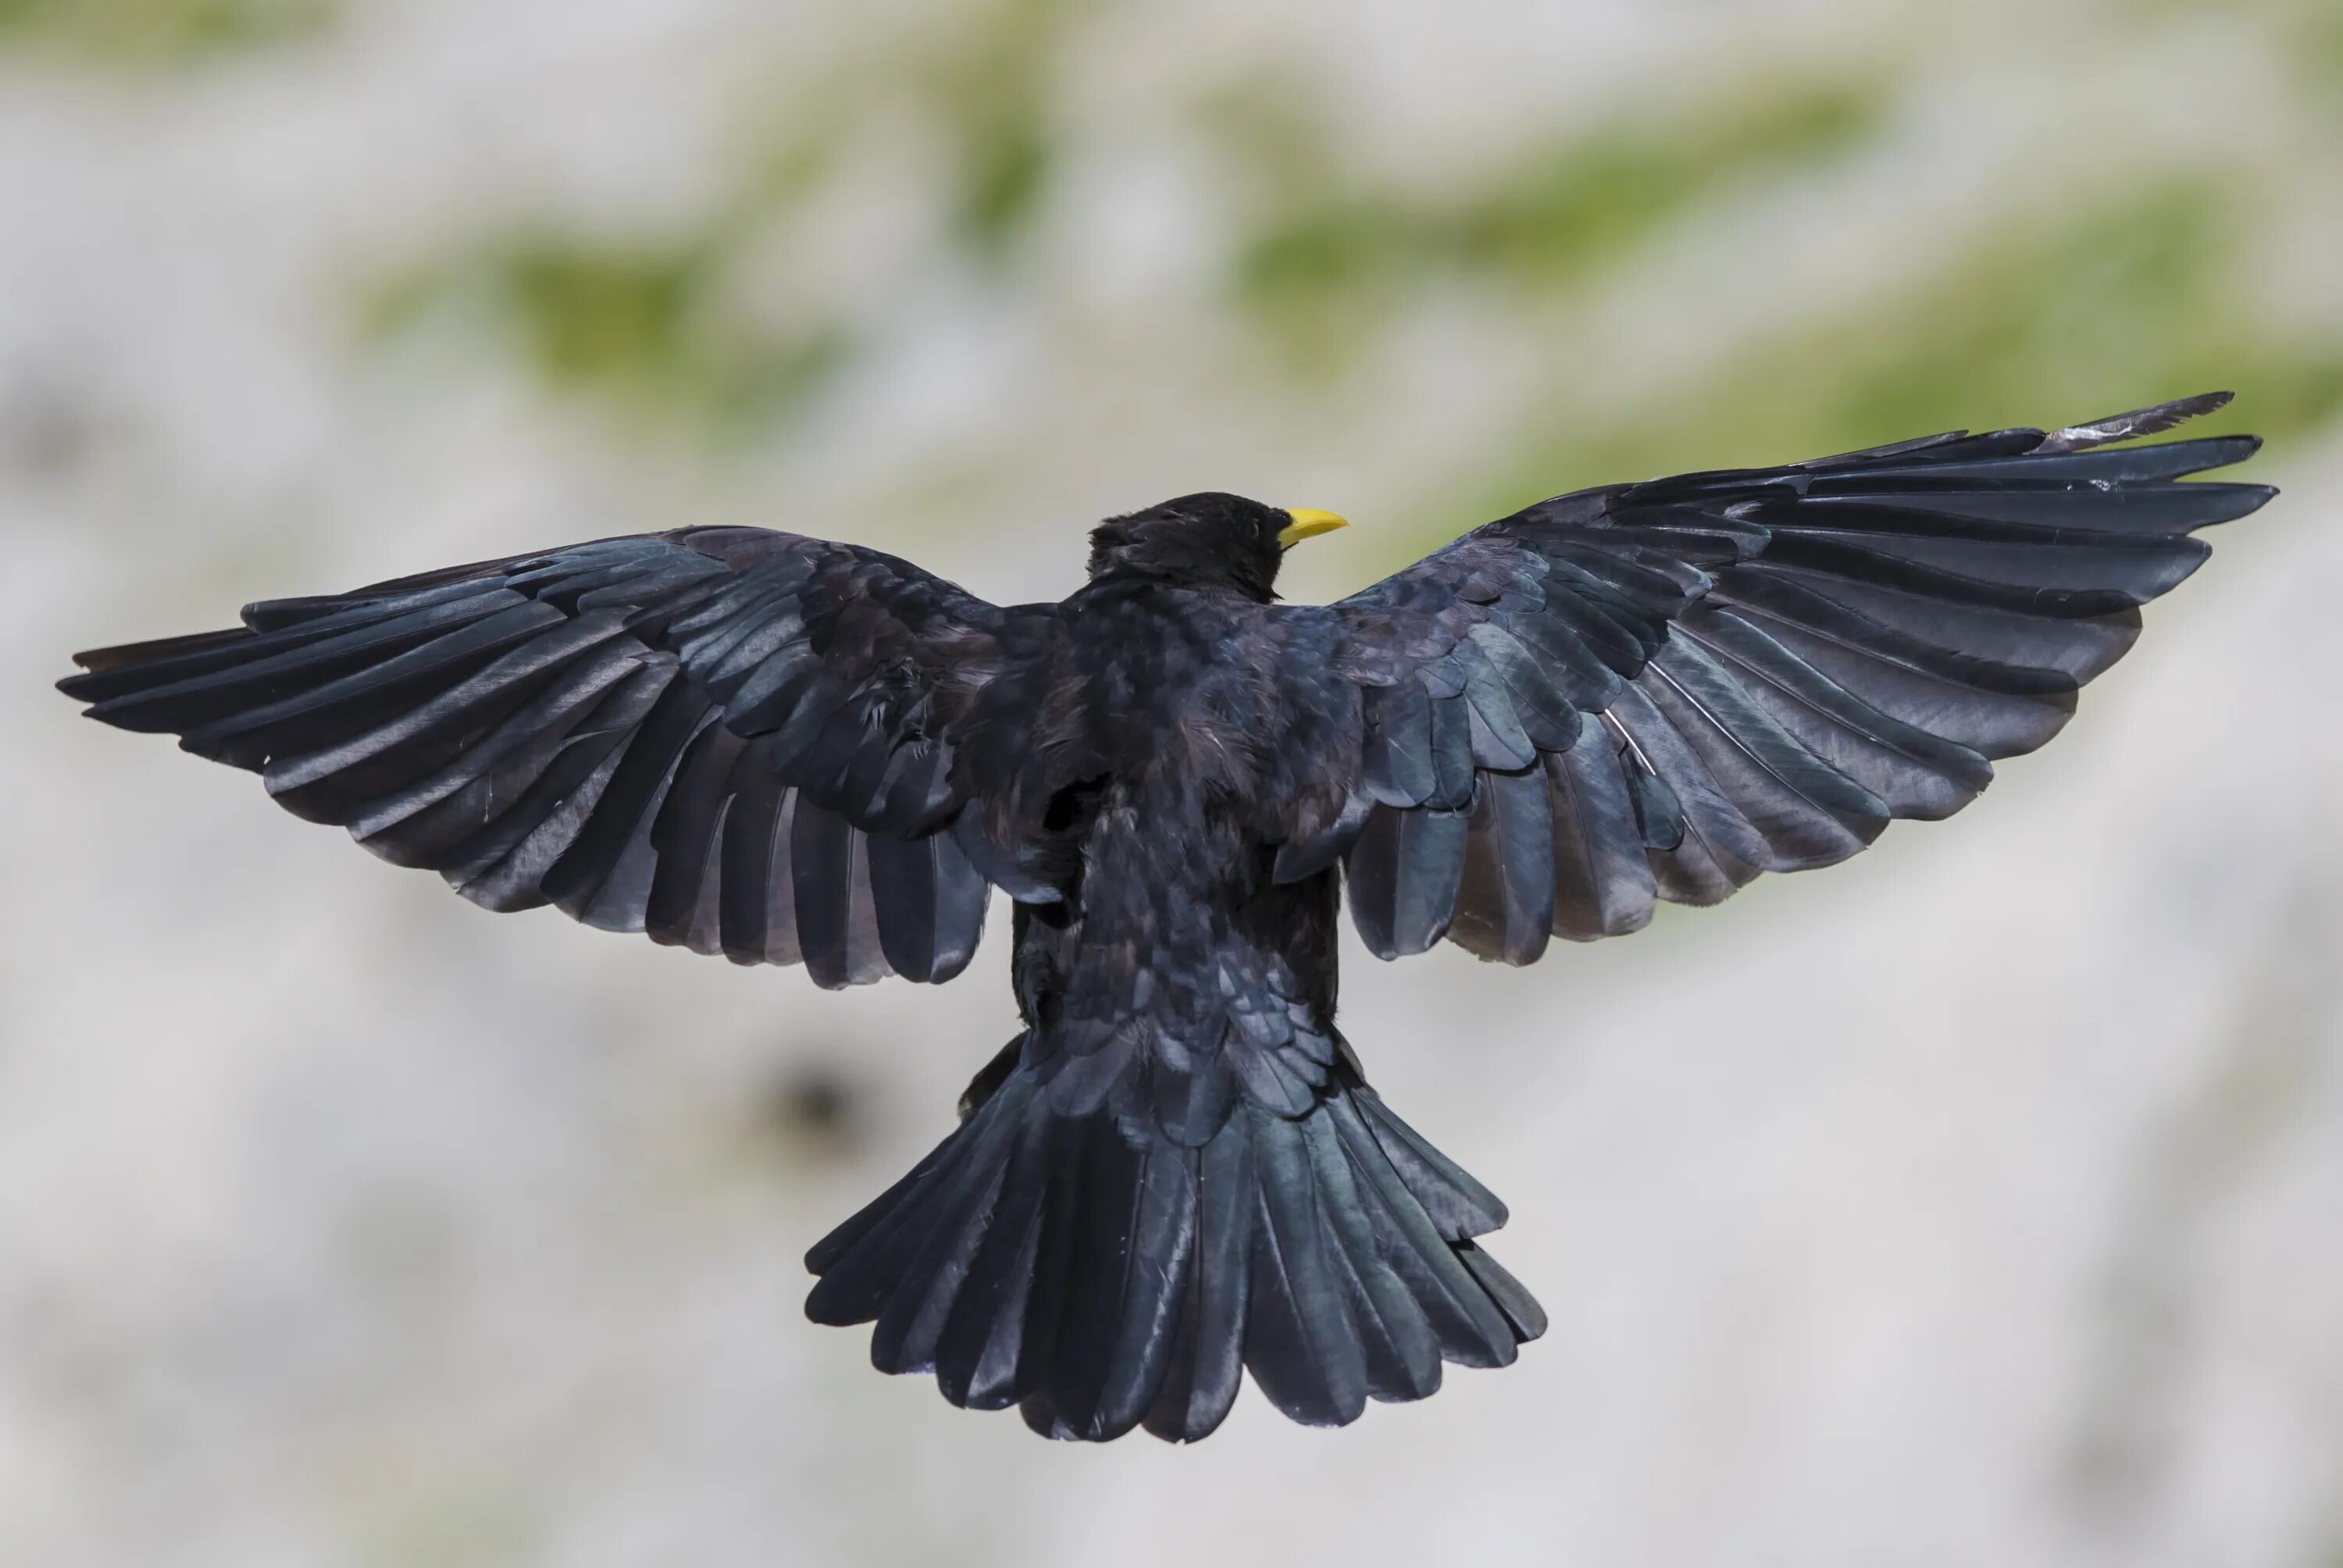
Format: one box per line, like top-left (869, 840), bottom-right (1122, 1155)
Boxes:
top-left (1266, 393), bottom-right (2274, 965)
top-left (62, 527), bottom-right (1062, 986)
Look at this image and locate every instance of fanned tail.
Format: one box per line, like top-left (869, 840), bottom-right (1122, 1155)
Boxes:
top-left (804, 1039), bottom-right (1544, 1442)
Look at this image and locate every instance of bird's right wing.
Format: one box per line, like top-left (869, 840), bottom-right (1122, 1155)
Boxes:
top-left (62, 527), bottom-right (1068, 987)
top-left (1267, 394), bottom-right (2274, 965)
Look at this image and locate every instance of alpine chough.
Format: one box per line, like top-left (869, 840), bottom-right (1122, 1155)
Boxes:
top-left (59, 391), bottom-right (2273, 1441)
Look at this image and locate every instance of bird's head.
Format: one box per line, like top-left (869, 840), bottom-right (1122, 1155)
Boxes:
top-left (1085, 493), bottom-right (1349, 600)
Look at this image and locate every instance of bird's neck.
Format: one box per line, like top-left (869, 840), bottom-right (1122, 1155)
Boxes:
top-left (1082, 555), bottom-right (1278, 601)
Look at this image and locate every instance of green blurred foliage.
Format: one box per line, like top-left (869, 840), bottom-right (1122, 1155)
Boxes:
top-left (359, 0), bottom-right (1096, 438)
top-left (0, 0), bottom-right (328, 65)
top-left (345, 0), bottom-right (2340, 501)
top-left (1226, 81), bottom-right (1885, 362)
top-left (925, 0), bottom-right (1089, 253)
top-left (2286, 2), bottom-right (2343, 90)
top-left (367, 233), bottom-right (848, 437)
top-left (2124, 0), bottom-right (2343, 94)
top-left (1432, 184), bottom-right (2341, 555)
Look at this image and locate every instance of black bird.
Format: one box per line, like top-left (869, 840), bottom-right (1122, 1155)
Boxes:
top-left (59, 392), bottom-right (2272, 1442)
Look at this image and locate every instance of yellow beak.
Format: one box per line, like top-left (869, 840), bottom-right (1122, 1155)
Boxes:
top-left (1277, 508), bottom-right (1351, 548)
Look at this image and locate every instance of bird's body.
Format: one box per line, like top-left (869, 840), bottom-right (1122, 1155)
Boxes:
top-left (61, 393), bottom-right (2273, 1442)
top-left (1013, 572), bottom-right (1342, 1062)
top-left (810, 540), bottom-right (1542, 1441)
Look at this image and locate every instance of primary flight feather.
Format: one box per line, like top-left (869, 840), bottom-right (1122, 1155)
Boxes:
top-left (60, 390), bottom-right (2272, 1441)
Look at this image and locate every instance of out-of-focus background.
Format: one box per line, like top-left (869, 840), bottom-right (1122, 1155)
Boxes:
top-left (5, 1), bottom-right (2341, 1563)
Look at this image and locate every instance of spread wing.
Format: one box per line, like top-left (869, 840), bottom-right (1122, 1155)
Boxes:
top-left (61, 526), bottom-right (1063, 987)
top-left (1268, 393), bottom-right (2276, 964)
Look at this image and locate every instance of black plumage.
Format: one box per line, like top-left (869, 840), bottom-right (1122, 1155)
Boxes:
top-left (60, 391), bottom-right (2272, 1441)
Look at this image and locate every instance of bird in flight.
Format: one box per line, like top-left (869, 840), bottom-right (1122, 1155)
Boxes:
top-left (61, 391), bottom-right (2271, 1442)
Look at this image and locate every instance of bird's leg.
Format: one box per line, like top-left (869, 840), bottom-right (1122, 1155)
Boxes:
top-left (957, 1035), bottom-right (1025, 1121)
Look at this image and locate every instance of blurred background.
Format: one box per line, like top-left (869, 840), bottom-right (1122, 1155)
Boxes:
top-left (5, 1), bottom-right (2342, 1564)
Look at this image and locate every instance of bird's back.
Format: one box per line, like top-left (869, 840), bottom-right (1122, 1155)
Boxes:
top-left (1009, 579), bottom-right (1346, 1083)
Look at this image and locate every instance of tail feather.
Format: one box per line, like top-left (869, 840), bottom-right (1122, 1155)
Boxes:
top-left (804, 1109), bottom-right (1004, 1325)
top-left (1350, 1086), bottom-right (1508, 1235)
top-left (931, 1103), bottom-right (1054, 1409)
top-left (1302, 1109), bottom-right (1443, 1403)
top-left (866, 1106), bottom-right (1021, 1374)
top-left (1324, 1089), bottom-right (1522, 1370)
top-left (1246, 1107), bottom-right (1371, 1426)
top-left (1459, 1242), bottom-right (1550, 1342)
top-left (806, 1038), bottom-right (1542, 1442)
top-left (1089, 1132), bottom-right (1200, 1434)
top-left (1140, 1119), bottom-right (1254, 1441)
